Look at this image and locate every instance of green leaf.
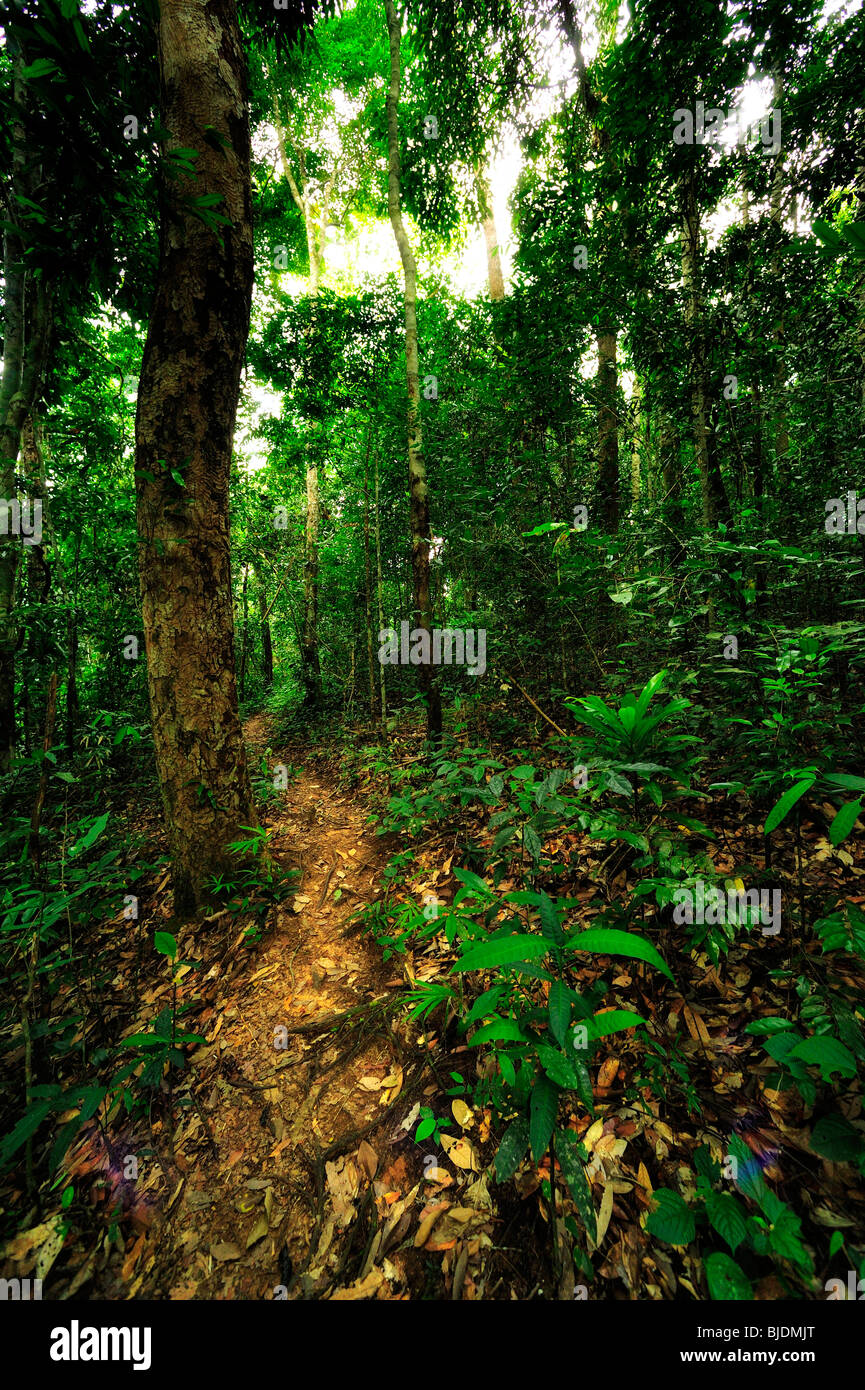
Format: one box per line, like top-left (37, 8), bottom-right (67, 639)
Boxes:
top-left (522, 824), bottom-right (542, 861)
top-left (537, 892), bottom-right (565, 947)
top-left (415, 1114), bottom-right (435, 1143)
top-left (154, 931), bottom-right (177, 959)
top-left (548, 980), bottom-right (571, 1047)
top-left (0, 1097), bottom-right (55, 1168)
top-left (813, 217), bottom-right (844, 251)
top-left (764, 778), bottom-right (813, 834)
top-left (69, 810), bottom-right (110, 857)
top-left (646, 1188), bottom-right (695, 1245)
top-left (789, 1035), bottom-right (857, 1080)
top-left (495, 1117), bottom-right (529, 1181)
top-left (468, 1017), bottom-right (530, 1046)
top-left (705, 1191), bottom-right (748, 1254)
top-left (744, 1017), bottom-right (795, 1035)
top-left (530, 1074), bottom-right (558, 1162)
top-left (535, 1044), bottom-right (583, 1090)
top-left (564, 926), bottom-right (674, 981)
top-left (705, 1251), bottom-right (752, 1300)
top-left (810, 1114), bottom-right (864, 1162)
top-left (452, 867), bottom-right (494, 897)
top-left (557, 1130), bottom-right (596, 1241)
top-left (585, 1009), bottom-right (646, 1041)
top-left (829, 798), bottom-right (862, 846)
top-left (454, 935), bottom-right (549, 972)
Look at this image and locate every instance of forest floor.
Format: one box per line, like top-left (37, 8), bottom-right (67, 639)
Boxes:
top-left (5, 712), bottom-right (865, 1302)
top-left (45, 712), bottom-right (516, 1301)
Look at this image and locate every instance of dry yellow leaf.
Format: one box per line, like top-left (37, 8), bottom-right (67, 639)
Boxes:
top-left (595, 1183), bottom-right (614, 1246)
top-left (452, 1099), bottom-right (474, 1129)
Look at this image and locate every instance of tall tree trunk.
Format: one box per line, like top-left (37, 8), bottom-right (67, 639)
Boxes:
top-left (680, 167), bottom-right (729, 529)
top-left (558, 0), bottom-right (620, 532)
top-left (271, 94), bottom-right (323, 702)
top-left (769, 73), bottom-right (789, 484)
top-left (363, 433), bottom-right (376, 719)
top-left (134, 0), bottom-right (258, 918)
top-left (476, 165), bottom-right (505, 301)
top-left (596, 328), bottom-right (619, 528)
top-left (383, 0), bottom-right (441, 740)
top-left (258, 577), bottom-right (273, 689)
top-left (301, 457), bottom-right (322, 704)
top-left (374, 449), bottom-right (387, 734)
top-left (0, 37), bottom-right (52, 773)
top-left (238, 563), bottom-right (249, 702)
top-left (659, 408), bottom-right (685, 565)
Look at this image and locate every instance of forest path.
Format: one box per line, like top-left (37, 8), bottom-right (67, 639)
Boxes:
top-left (144, 713), bottom-right (428, 1300)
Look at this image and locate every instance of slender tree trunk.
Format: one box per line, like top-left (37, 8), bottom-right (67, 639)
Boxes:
top-left (680, 168), bottom-right (729, 529)
top-left (558, 0), bottom-right (620, 533)
top-left (258, 577), bottom-right (273, 689)
top-left (374, 450), bottom-right (387, 734)
top-left (363, 437), bottom-right (376, 719)
top-left (476, 165), bottom-right (505, 301)
top-left (659, 408), bottom-right (685, 564)
top-left (134, 0), bottom-right (258, 918)
top-left (383, 0), bottom-right (441, 740)
top-left (0, 38), bottom-right (52, 773)
top-left (238, 563), bottom-right (249, 702)
top-left (629, 379), bottom-right (642, 502)
top-left (770, 74), bottom-right (789, 484)
top-left (301, 457), bottom-right (322, 704)
top-left (596, 328), bottom-right (619, 528)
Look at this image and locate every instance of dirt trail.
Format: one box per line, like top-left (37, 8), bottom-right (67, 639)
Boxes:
top-left (141, 716), bottom-right (423, 1299)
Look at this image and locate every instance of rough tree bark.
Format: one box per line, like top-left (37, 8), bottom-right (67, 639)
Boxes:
top-left (134, 0), bottom-right (258, 917)
top-left (383, 0), bottom-right (441, 740)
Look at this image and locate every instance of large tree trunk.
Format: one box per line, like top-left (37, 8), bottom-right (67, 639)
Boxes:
top-left (134, 0), bottom-right (258, 918)
top-left (680, 168), bottom-right (729, 529)
top-left (0, 38), bottom-right (52, 773)
top-left (383, 0), bottom-right (441, 741)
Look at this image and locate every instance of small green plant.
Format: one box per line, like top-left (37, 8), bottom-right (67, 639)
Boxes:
top-left (647, 1136), bottom-right (816, 1299)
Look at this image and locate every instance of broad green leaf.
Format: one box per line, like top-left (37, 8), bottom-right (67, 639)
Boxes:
top-left (548, 979), bottom-right (571, 1047)
top-left (705, 1191), bottom-right (748, 1254)
top-left (764, 778), bottom-right (813, 834)
top-left (530, 1074), bottom-right (558, 1162)
top-left (495, 1116), bottom-right (529, 1181)
top-left (454, 935), bottom-right (549, 972)
top-left (789, 1035), bottom-right (857, 1080)
top-left (468, 1017), bottom-right (530, 1046)
top-left (564, 926), bottom-right (674, 982)
top-left (557, 1130), bottom-right (596, 1241)
top-left (585, 1009), bottom-right (646, 1041)
top-left (705, 1251), bottom-right (752, 1300)
top-left (646, 1188), bottom-right (695, 1245)
top-left (829, 798), bottom-right (862, 846)
top-left (744, 1017), bottom-right (795, 1035)
top-left (537, 891), bottom-right (565, 946)
top-left (810, 1114), bottom-right (863, 1162)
